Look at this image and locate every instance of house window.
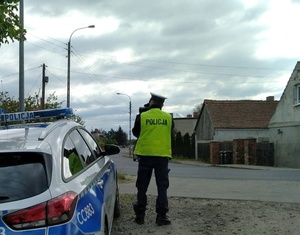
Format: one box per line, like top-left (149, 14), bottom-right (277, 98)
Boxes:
top-left (297, 84), bottom-right (300, 105)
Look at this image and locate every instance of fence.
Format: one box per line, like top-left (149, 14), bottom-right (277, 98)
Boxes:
top-left (196, 140), bottom-right (274, 166)
top-left (256, 142), bottom-right (274, 166)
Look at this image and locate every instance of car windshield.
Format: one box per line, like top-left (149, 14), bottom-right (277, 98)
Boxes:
top-left (0, 152), bottom-right (50, 203)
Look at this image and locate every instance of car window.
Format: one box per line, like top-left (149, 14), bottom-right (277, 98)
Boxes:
top-left (63, 129), bottom-right (96, 178)
top-left (0, 152), bottom-right (49, 203)
top-left (69, 130), bottom-right (96, 165)
top-left (63, 135), bottom-right (84, 177)
top-left (78, 128), bottom-right (102, 159)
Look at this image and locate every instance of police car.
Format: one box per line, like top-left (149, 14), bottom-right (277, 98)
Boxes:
top-left (0, 108), bottom-right (120, 235)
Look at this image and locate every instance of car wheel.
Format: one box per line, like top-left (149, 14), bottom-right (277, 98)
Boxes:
top-left (114, 181), bottom-right (121, 218)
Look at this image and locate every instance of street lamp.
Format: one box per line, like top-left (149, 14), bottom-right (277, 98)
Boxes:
top-left (117, 92), bottom-right (132, 157)
top-left (67, 25), bottom-right (95, 107)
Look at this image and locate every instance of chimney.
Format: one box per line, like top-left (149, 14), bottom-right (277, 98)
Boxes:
top-left (266, 96), bottom-right (274, 101)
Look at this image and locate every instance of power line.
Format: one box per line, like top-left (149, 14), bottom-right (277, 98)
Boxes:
top-left (70, 51), bottom-right (290, 78)
top-left (11, 35), bottom-right (293, 80)
top-left (25, 41), bottom-right (66, 57)
top-left (27, 33), bottom-right (66, 49)
top-left (73, 49), bottom-right (293, 71)
top-left (0, 66), bottom-right (40, 79)
top-left (44, 65), bottom-right (283, 84)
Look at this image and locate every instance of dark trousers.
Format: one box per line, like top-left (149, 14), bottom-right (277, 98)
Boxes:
top-left (135, 156), bottom-right (169, 214)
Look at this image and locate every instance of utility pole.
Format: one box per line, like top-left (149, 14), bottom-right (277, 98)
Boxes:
top-left (116, 92), bottom-right (132, 157)
top-left (19, 0), bottom-right (24, 113)
top-left (41, 64), bottom-right (48, 109)
top-left (129, 99), bottom-right (132, 151)
top-left (67, 25), bottom-right (95, 107)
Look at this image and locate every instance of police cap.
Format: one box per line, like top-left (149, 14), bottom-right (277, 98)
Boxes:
top-left (150, 92), bottom-right (167, 102)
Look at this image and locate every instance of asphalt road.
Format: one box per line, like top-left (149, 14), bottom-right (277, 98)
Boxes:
top-left (112, 149), bottom-right (300, 203)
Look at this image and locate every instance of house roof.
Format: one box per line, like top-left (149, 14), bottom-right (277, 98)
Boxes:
top-left (196, 99), bottom-right (278, 129)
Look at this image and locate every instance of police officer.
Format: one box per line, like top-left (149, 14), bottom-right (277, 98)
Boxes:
top-left (132, 92), bottom-right (174, 226)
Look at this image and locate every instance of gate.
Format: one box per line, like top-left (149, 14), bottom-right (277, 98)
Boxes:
top-left (197, 143), bottom-right (210, 162)
top-left (256, 142), bottom-right (274, 166)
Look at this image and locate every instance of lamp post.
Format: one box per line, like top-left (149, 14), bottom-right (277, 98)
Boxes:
top-left (67, 25), bottom-right (95, 107)
top-left (117, 93), bottom-right (132, 157)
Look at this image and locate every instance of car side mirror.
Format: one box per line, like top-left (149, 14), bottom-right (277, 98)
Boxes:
top-left (104, 144), bottom-right (120, 155)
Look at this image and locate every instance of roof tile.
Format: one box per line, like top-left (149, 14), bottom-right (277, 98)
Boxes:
top-left (204, 99), bottom-right (278, 129)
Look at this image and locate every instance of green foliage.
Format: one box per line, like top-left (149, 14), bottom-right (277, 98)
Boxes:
top-left (190, 132), bottom-right (196, 157)
top-left (0, 91), bottom-right (18, 112)
top-left (24, 90), bottom-right (63, 111)
top-left (172, 131), bottom-right (195, 159)
top-left (174, 131), bottom-right (184, 157)
top-left (115, 126), bottom-right (127, 145)
top-left (183, 133), bottom-right (191, 157)
top-left (70, 114), bottom-right (85, 126)
top-left (93, 127), bottom-right (128, 146)
top-left (0, 91), bottom-right (84, 124)
top-left (0, 0), bottom-right (27, 45)
top-left (117, 172), bottom-right (126, 181)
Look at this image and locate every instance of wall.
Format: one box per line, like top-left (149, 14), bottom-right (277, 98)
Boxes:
top-left (269, 62), bottom-right (300, 168)
top-left (209, 139), bottom-right (257, 165)
top-left (173, 118), bottom-right (197, 136)
top-left (269, 126), bottom-right (300, 168)
top-left (214, 129), bottom-right (270, 142)
top-left (195, 107), bottom-right (214, 140)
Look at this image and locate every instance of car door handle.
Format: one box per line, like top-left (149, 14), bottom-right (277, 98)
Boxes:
top-left (97, 179), bottom-right (104, 188)
top-left (105, 169), bottom-right (111, 175)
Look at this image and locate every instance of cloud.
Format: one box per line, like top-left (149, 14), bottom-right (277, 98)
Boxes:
top-left (0, 0), bottom-right (298, 133)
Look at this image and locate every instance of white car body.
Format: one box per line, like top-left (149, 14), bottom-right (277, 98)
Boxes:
top-left (0, 109), bottom-right (120, 235)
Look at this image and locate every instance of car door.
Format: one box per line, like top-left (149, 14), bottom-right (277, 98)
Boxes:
top-left (77, 129), bottom-right (116, 225)
top-left (49, 129), bottom-right (103, 234)
top-left (49, 128), bottom-right (114, 234)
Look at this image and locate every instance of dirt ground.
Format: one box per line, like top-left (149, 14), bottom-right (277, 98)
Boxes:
top-left (112, 194), bottom-right (300, 235)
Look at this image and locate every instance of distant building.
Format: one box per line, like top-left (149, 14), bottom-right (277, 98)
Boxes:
top-left (91, 128), bottom-right (105, 139)
top-left (193, 98), bottom-right (278, 162)
top-left (173, 112), bottom-right (199, 136)
top-left (194, 98), bottom-right (278, 142)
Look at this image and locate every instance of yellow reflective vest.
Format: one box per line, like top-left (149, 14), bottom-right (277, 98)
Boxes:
top-left (134, 108), bottom-right (172, 158)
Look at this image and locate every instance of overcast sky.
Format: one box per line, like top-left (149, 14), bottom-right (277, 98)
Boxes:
top-left (1, 0), bottom-right (300, 135)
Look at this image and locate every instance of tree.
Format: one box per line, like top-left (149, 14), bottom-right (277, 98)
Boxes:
top-left (183, 133), bottom-right (191, 158)
top-left (0, 0), bottom-right (26, 45)
top-left (0, 91), bottom-right (84, 124)
top-left (171, 131), bottom-right (195, 158)
top-left (174, 131), bottom-right (184, 157)
top-left (115, 126), bottom-right (127, 146)
top-left (98, 127), bottom-right (128, 146)
top-left (68, 113), bottom-right (84, 126)
top-left (190, 132), bottom-right (196, 158)
top-left (105, 129), bottom-right (117, 140)
top-left (25, 90), bottom-right (63, 111)
top-left (193, 103), bottom-right (203, 113)
top-left (0, 91), bottom-right (19, 112)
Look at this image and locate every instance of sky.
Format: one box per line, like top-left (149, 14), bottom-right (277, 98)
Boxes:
top-left (1, 0), bottom-right (300, 135)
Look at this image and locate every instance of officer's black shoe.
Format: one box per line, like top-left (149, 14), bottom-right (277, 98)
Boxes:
top-left (135, 216), bottom-right (145, 225)
top-left (156, 214), bottom-right (171, 226)
top-left (133, 203), bottom-right (145, 225)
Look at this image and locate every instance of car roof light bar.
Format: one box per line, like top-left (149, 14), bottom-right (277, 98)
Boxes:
top-left (0, 108), bottom-right (74, 123)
